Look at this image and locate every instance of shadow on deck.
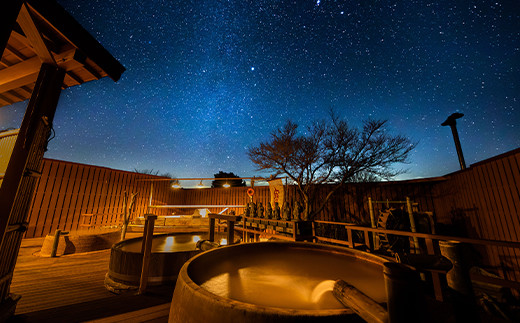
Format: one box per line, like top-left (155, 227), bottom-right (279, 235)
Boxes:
top-left (9, 237), bottom-right (173, 323)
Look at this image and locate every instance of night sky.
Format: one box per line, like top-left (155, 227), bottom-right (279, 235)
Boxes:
top-left (1, 0), bottom-right (519, 183)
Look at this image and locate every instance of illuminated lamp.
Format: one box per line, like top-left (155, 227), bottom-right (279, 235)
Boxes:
top-left (223, 182), bottom-right (230, 188)
top-left (197, 180), bottom-right (204, 189)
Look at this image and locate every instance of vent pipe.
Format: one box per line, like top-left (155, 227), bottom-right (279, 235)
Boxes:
top-left (441, 113), bottom-right (466, 170)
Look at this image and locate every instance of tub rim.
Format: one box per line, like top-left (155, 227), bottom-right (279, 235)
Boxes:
top-left (112, 232), bottom-right (209, 254)
top-left (177, 241), bottom-right (390, 317)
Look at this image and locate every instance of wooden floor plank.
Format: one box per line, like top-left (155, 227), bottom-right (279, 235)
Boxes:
top-left (10, 237), bottom-right (172, 322)
top-left (86, 303), bottom-right (170, 323)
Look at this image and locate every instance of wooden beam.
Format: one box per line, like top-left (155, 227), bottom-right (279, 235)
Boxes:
top-left (0, 0), bottom-right (23, 59)
top-left (0, 49), bottom-right (81, 91)
top-left (7, 89), bottom-right (27, 101)
top-left (0, 93), bottom-right (15, 104)
top-left (0, 71), bottom-right (39, 94)
top-left (4, 44), bottom-right (27, 61)
top-left (16, 4), bottom-right (55, 64)
top-left (0, 56), bottom-right (40, 85)
top-left (65, 70), bottom-right (83, 85)
top-left (10, 29), bottom-right (59, 55)
top-left (26, 0), bottom-right (125, 81)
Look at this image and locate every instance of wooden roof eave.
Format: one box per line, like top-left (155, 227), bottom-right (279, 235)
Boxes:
top-left (25, 0), bottom-right (125, 82)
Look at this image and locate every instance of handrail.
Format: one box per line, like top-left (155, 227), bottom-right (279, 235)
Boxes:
top-left (313, 220), bottom-right (520, 298)
top-left (314, 220), bottom-right (520, 249)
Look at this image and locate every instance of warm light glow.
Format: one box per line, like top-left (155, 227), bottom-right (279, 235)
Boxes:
top-left (192, 235), bottom-right (201, 243)
top-left (162, 236), bottom-right (174, 250)
top-left (171, 183), bottom-right (181, 189)
top-left (220, 238), bottom-right (228, 245)
top-left (223, 182), bottom-right (230, 188)
top-left (197, 180), bottom-right (204, 188)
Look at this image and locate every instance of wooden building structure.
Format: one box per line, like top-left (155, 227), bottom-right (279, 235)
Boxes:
top-left (0, 0), bottom-right (124, 318)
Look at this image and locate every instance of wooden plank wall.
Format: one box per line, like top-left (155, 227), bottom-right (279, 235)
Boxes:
top-left (169, 180), bottom-right (439, 224)
top-left (432, 148), bottom-right (520, 283)
top-left (24, 159), bottom-right (174, 238)
top-left (0, 129), bottom-right (19, 187)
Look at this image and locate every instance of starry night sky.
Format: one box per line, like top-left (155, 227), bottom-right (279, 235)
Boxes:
top-left (1, 0), bottom-right (519, 182)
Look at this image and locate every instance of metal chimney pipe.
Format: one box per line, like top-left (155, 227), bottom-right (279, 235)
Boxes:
top-left (441, 113), bottom-right (466, 170)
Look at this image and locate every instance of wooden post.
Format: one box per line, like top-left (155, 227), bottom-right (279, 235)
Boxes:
top-left (228, 220), bottom-right (235, 245)
top-left (0, 64), bottom-right (65, 310)
top-left (368, 197), bottom-right (378, 247)
top-left (141, 217), bottom-right (150, 254)
top-left (50, 229), bottom-right (61, 257)
top-left (346, 224), bottom-right (354, 248)
top-left (0, 64), bottom-right (65, 247)
top-left (406, 197), bottom-right (421, 253)
top-left (209, 218), bottom-right (215, 242)
top-left (439, 240), bottom-right (479, 321)
top-left (364, 230), bottom-right (371, 251)
top-left (139, 214), bottom-right (157, 294)
top-left (383, 262), bottom-right (426, 323)
top-left (425, 238), bottom-right (443, 301)
top-left (147, 182), bottom-right (153, 213)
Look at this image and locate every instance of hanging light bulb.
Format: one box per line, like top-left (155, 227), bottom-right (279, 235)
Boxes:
top-left (223, 182), bottom-right (230, 188)
top-left (197, 180), bottom-right (204, 188)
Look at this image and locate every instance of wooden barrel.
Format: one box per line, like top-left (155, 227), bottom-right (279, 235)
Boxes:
top-left (169, 241), bottom-right (391, 323)
top-left (105, 233), bottom-right (203, 293)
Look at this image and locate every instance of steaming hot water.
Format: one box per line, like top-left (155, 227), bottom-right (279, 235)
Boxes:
top-left (199, 248), bottom-right (385, 310)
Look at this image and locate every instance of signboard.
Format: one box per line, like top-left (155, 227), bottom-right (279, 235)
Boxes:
top-left (268, 178), bottom-right (284, 208)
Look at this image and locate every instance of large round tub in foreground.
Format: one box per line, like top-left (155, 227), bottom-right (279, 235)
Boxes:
top-left (169, 241), bottom-right (390, 323)
top-left (105, 232), bottom-right (228, 293)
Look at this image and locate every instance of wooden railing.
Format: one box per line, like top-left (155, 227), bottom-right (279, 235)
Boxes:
top-left (313, 220), bottom-right (520, 301)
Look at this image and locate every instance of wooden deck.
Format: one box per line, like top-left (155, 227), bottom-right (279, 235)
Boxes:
top-left (9, 237), bottom-right (173, 322)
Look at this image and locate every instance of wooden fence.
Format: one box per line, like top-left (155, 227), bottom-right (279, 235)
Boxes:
top-left (0, 129), bottom-right (19, 186)
top-left (24, 159), bottom-right (174, 238)
top-left (431, 148), bottom-right (520, 284)
top-left (21, 149), bottom-right (520, 285)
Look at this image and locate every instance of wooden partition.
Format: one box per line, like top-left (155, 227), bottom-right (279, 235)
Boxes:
top-left (24, 159), bottom-right (174, 238)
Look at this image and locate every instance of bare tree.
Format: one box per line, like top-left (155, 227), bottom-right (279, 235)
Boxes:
top-left (121, 191), bottom-right (138, 240)
top-left (247, 112), bottom-right (416, 220)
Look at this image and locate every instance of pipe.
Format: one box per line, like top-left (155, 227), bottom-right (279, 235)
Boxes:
top-left (441, 112), bottom-right (466, 170)
top-left (333, 279), bottom-right (387, 323)
top-left (196, 240), bottom-right (220, 251)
